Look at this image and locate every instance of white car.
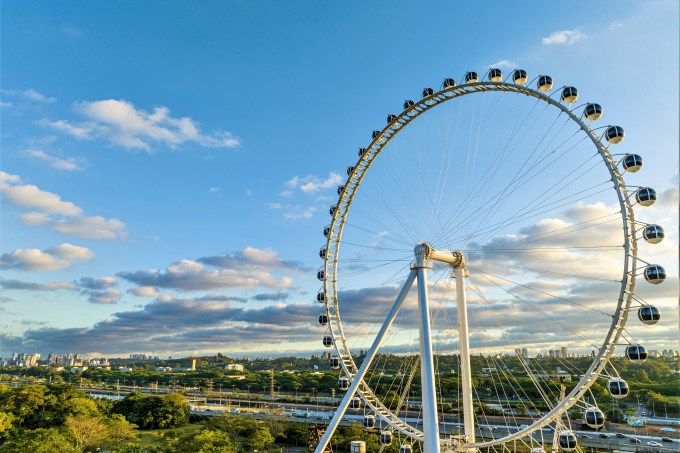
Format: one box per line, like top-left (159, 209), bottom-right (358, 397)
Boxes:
top-left (647, 441), bottom-right (663, 447)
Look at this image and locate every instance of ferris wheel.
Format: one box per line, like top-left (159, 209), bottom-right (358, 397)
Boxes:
top-left (314, 68), bottom-right (666, 453)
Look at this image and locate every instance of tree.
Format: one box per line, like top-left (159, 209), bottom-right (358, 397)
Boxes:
top-left (176, 429), bottom-right (236, 453)
top-left (112, 392), bottom-right (189, 429)
top-left (245, 425), bottom-right (275, 450)
top-left (0, 412), bottom-right (16, 441)
top-left (65, 415), bottom-right (108, 452)
top-left (2, 385), bottom-right (46, 426)
top-left (104, 413), bottom-right (138, 449)
top-left (0, 427), bottom-right (78, 453)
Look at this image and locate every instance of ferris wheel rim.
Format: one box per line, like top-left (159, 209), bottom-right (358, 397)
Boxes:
top-left (320, 79), bottom-right (639, 446)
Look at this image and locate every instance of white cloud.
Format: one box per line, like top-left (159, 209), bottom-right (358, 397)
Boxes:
top-left (286, 172), bottom-right (343, 194)
top-left (40, 99), bottom-right (241, 151)
top-left (128, 286), bottom-right (160, 298)
top-left (24, 149), bottom-right (82, 171)
top-left (0, 243), bottom-right (93, 271)
top-left (60, 26), bottom-right (82, 37)
top-left (0, 279), bottom-right (76, 291)
top-left (1, 88), bottom-right (56, 104)
top-left (0, 249), bottom-right (69, 271)
top-left (37, 119), bottom-right (94, 139)
top-left (52, 216), bottom-right (127, 240)
top-left (76, 276), bottom-right (118, 289)
top-left (0, 172), bottom-right (82, 216)
top-left (488, 60), bottom-right (516, 69)
top-left (268, 203), bottom-right (316, 220)
top-left (1, 101), bottom-right (13, 108)
top-left (47, 243), bottom-right (95, 261)
top-left (542, 30), bottom-right (588, 46)
top-left (1, 172), bottom-right (127, 241)
top-left (82, 289), bottom-right (122, 304)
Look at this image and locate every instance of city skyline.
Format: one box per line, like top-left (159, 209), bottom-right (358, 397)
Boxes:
top-left (1, 1), bottom-right (678, 359)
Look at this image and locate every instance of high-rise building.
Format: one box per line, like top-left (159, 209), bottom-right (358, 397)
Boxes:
top-left (561, 347), bottom-right (569, 359)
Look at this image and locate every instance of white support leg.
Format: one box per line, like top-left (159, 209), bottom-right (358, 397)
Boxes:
top-left (454, 265), bottom-right (475, 445)
top-left (314, 270), bottom-right (418, 453)
top-left (416, 265), bottom-right (442, 453)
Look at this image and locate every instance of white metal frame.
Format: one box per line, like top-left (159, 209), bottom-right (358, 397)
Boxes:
top-left (318, 79), bottom-right (639, 451)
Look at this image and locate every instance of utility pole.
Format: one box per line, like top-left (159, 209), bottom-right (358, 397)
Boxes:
top-left (270, 369), bottom-right (275, 397)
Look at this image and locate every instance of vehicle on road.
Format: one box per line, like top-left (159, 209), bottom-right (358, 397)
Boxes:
top-left (616, 433), bottom-right (627, 439)
top-left (599, 433), bottom-right (610, 439)
top-left (629, 437), bottom-right (641, 444)
top-left (647, 441), bottom-right (663, 447)
top-left (661, 437), bottom-right (675, 442)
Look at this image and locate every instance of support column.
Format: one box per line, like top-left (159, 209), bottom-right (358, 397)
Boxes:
top-left (314, 270), bottom-right (418, 453)
top-left (454, 264), bottom-right (475, 445)
top-left (415, 263), bottom-right (441, 453)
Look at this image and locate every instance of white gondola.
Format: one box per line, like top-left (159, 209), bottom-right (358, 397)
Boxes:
top-left (642, 224), bottom-right (664, 244)
top-left (319, 313), bottom-right (328, 326)
top-left (622, 153), bottom-right (642, 172)
top-left (337, 185), bottom-right (345, 196)
top-left (584, 407), bottom-right (605, 429)
top-left (319, 246), bottom-right (327, 259)
top-left (607, 378), bottom-right (629, 399)
top-left (422, 87), bottom-right (434, 98)
top-left (329, 356), bottom-right (340, 369)
top-left (403, 99), bottom-right (415, 110)
top-left (638, 305), bottom-right (660, 325)
top-left (584, 103), bottom-right (603, 121)
top-left (513, 69), bottom-right (528, 85)
top-left (317, 269), bottom-right (325, 281)
top-left (346, 166), bottom-right (355, 176)
top-left (349, 396), bottom-right (362, 409)
top-left (605, 125), bottom-right (625, 144)
top-left (317, 290), bottom-right (325, 303)
top-left (323, 336), bottom-right (333, 348)
top-left (387, 114), bottom-right (397, 124)
top-left (558, 431), bottom-right (578, 451)
top-left (363, 414), bottom-right (375, 429)
top-left (443, 77), bottom-right (456, 88)
top-left (644, 264), bottom-right (666, 284)
top-left (358, 147), bottom-right (367, 157)
top-left (338, 376), bottom-right (350, 391)
top-left (625, 344), bottom-right (648, 363)
top-left (465, 71), bottom-right (478, 83)
top-left (329, 205), bottom-right (337, 216)
top-left (372, 130), bottom-right (381, 139)
top-left (537, 75), bottom-right (553, 91)
top-left (323, 225), bottom-right (330, 238)
top-left (489, 68), bottom-right (502, 82)
top-left (635, 187), bottom-right (656, 206)
top-left (561, 86), bottom-right (578, 104)
top-left (379, 431), bottom-right (393, 445)
top-left (399, 445), bottom-right (413, 453)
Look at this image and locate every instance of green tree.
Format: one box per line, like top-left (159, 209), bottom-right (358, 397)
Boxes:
top-left (112, 392), bottom-right (189, 429)
top-left (0, 427), bottom-right (78, 453)
top-left (0, 412), bottom-right (16, 441)
top-left (177, 429), bottom-right (236, 453)
top-left (104, 413), bottom-right (139, 449)
top-left (245, 425), bottom-right (275, 450)
top-left (65, 415), bottom-right (108, 452)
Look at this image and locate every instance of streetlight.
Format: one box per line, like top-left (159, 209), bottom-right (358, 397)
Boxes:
top-left (312, 388), bottom-right (318, 414)
top-left (294, 386), bottom-right (299, 403)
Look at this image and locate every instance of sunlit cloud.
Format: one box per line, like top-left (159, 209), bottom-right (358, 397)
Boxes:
top-left (542, 30), bottom-right (588, 46)
top-left (40, 99), bottom-right (241, 151)
top-left (1, 172), bottom-right (127, 240)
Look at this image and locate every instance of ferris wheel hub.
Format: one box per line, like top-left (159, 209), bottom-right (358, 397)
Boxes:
top-left (414, 242), bottom-right (465, 268)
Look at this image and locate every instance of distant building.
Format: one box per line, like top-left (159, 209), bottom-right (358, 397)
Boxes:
top-left (561, 347), bottom-right (569, 359)
top-left (155, 367), bottom-right (173, 372)
top-left (224, 363), bottom-right (244, 372)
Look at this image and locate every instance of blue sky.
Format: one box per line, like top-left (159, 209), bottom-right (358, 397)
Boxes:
top-left (1, 0), bottom-right (678, 359)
